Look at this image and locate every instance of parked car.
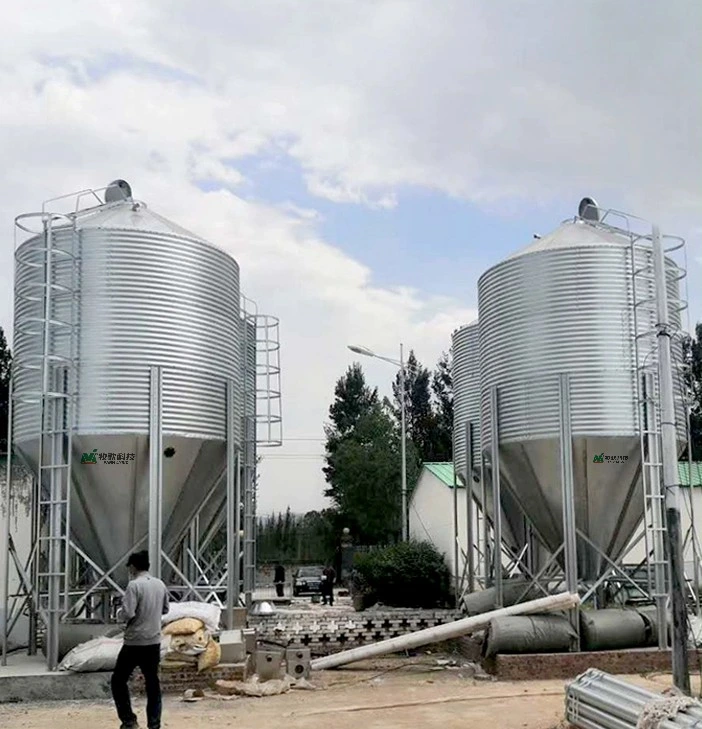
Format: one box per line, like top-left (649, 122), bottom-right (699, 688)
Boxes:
top-left (292, 565), bottom-right (324, 596)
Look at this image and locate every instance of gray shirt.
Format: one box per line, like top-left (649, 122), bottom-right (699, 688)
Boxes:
top-left (118, 572), bottom-right (170, 646)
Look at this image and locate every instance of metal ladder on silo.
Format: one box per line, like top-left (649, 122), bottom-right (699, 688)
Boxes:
top-left (34, 213), bottom-right (79, 669)
top-left (631, 235), bottom-right (669, 614)
top-left (630, 232), bottom-right (691, 612)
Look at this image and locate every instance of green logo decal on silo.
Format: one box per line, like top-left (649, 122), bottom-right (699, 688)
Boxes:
top-left (81, 449), bottom-right (98, 464)
top-left (593, 453), bottom-right (604, 464)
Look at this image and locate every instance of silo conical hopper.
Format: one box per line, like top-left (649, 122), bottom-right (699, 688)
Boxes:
top-left (13, 193), bottom-right (243, 577)
top-left (452, 321), bottom-right (527, 551)
top-left (477, 218), bottom-right (686, 581)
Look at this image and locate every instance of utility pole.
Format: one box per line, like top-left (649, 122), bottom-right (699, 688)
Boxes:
top-left (652, 224), bottom-right (690, 694)
top-left (399, 343), bottom-right (408, 542)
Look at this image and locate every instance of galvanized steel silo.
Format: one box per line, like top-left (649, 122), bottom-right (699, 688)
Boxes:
top-left (453, 322), bottom-right (528, 551)
top-left (13, 193), bottom-right (243, 573)
top-left (478, 218), bottom-right (686, 579)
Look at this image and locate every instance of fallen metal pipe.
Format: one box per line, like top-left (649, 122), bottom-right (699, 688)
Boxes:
top-left (311, 591), bottom-right (580, 671)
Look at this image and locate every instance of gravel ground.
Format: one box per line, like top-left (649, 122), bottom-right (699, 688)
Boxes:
top-left (0, 656), bottom-right (688, 729)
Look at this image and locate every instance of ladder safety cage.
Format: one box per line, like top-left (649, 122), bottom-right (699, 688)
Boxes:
top-left (579, 205), bottom-right (691, 614)
top-left (12, 209), bottom-right (80, 670)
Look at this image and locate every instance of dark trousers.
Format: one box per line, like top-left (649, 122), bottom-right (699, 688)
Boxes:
top-left (275, 582), bottom-right (284, 597)
top-left (111, 644), bottom-right (162, 729)
top-left (322, 586), bottom-right (334, 606)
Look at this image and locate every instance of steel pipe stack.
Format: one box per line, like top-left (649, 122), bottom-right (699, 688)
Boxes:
top-left (566, 669), bottom-right (702, 728)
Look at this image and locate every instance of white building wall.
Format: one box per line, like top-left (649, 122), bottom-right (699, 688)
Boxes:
top-left (625, 487), bottom-right (702, 581)
top-left (409, 471), bottom-right (479, 581)
top-left (0, 461), bottom-right (33, 650)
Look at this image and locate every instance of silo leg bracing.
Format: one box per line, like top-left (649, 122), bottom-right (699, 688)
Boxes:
top-left (2, 180), bottom-right (282, 670)
top-left (173, 299), bottom-right (282, 612)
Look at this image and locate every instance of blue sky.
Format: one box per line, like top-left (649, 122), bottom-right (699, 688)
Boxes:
top-left (1, 1), bottom-right (700, 515)
top-left (230, 154), bottom-right (583, 304)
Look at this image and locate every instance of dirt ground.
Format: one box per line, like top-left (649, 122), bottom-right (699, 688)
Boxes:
top-left (0, 657), bottom-right (690, 729)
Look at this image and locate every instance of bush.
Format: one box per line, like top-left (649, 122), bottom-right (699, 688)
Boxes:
top-left (350, 540), bottom-right (452, 609)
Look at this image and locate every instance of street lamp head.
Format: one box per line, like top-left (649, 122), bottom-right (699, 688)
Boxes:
top-left (347, 344), bottom-right (376, 357)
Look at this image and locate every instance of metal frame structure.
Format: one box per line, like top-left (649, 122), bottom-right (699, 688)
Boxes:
top-left (1, 363), bottom-right (243, 670)
top-left (167, 296), bottom-right (283, 613)
top-left (454, 204), bottom-right (699, 661)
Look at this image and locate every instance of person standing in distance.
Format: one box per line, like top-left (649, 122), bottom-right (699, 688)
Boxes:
top-left (111, 550), bottom-right (169, 729)
top-left (321, 564), bottom-right (336, 606)
top-left (274, 563), bottom-right (285, 598)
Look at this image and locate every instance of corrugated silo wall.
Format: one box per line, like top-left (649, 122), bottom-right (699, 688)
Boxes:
top-left (452, 323), bottom-right (480, 483)
top-left (477, 245), bottom-right (687, 451)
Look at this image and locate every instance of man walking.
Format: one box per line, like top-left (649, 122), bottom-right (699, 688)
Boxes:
top-left (111, 550), bottom-right (169, 729)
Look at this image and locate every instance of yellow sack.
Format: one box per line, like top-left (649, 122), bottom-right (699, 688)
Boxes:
top-left (169, 629), bottom-right (210, 656)
top-left (197, 638), bottom-right (221, 672)
top-left (163, 618), bottom-right (205, 636)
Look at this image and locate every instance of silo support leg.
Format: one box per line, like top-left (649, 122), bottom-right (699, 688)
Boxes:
top-left (148, 367), bottom-right (163, 580)
top-left (489, 386), bottom-right (503, 609)
top-left (558, 374), bottom-right (580, 651)
top-left (225, 378), bottom-right (239, 628)
top-left (465, 422), bottom-right (475, 595)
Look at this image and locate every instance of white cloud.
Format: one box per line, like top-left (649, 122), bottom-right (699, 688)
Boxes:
top-left (1, 1), bottom-right (700, 512)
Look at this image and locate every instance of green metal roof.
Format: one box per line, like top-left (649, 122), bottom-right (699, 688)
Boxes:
top-left (680, 461), bottom-right (702, 488)
top-left (422, 462), bottom-right (462, 488)
top-left (421, 461), bottom-right (702, 488)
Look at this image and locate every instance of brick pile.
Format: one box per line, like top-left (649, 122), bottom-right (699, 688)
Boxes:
top-left (248, 609), bottom-right (463, 655)
top-left (129, 657), bottom-right (250, 695)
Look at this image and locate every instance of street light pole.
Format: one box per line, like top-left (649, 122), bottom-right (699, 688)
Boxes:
top-left (399, 343), bottom-right (408, 542)
top-left (347, 343), bottom-right (409, 542)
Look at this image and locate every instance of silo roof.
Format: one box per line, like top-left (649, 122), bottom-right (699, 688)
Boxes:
top-left (504, 220), bottom-right (631, 262)
top-left (71, 200), bottom-right (207, 241)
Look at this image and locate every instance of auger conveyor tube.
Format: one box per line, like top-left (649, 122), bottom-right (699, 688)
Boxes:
top-left (310, 591), bottom-right (580, 671)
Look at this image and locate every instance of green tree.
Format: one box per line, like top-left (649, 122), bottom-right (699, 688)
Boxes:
top-left (328, 363), bottom-right (378, 436)
top-left (323, 363), bottom-right (379, 489)
top-left (431, 350), bottom-right (453, 461)
top-left (682, 322), bottom-right (702, 460)
top-left (392, 350), bottom-right (450, 462)
top-left (324, 364), bottom-right (419, 544)
top-left (325, 402), bottom-right (411, 543)
top-left (0, 327), bottom-right (11, 454)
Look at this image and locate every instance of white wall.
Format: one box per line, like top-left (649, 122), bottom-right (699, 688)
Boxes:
top-left (0, 462), bottom-right (33, 650)
top-left (625, 487), bottom-right (702, 581)
top-left (409, 471), bottom-right (478, 581)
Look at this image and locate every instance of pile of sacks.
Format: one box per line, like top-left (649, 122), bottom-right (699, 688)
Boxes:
top-left (162, 618), bottom-right (221, 672)
top-left (160, 601), bottom-right (222, 673)
top-left (58, 601), bottom-right (223, 673)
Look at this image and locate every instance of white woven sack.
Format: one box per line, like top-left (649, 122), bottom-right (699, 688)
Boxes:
top-left (162, 602), bottom-right (221, 634)
top-left (58, 637), bottom-right (123, 673)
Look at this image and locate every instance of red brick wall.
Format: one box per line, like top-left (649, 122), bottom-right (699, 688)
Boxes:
top-left (129, 657), bottom-right (250, 695)
top-left (489, 649), bottom-right (702, 681)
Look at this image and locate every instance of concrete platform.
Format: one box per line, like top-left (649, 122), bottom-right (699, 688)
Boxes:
top-left (0, 654), bottom-right (112, 704)
top-left (0, 652), bottom-right (251, 704)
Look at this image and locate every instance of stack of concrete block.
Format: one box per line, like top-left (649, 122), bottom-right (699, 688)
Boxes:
top-left (248, 609), bottom-right (463, 655)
